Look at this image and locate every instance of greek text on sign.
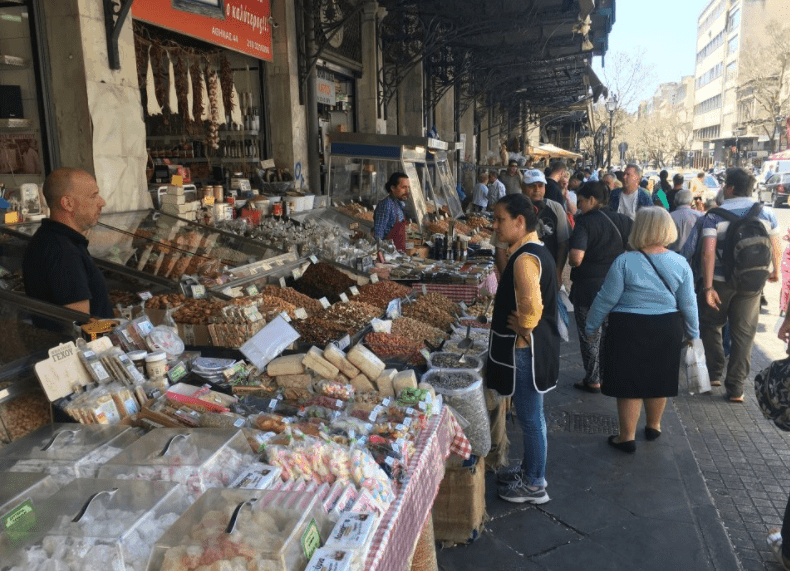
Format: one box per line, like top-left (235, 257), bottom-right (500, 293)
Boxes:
top-left (316, 76), bottom-right (336, 105)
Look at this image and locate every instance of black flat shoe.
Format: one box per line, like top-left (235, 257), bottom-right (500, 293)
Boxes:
top-left (607, 435), bottom-right (636, 454)
top-left (644, 427), bottom-right (662, 441)
top-left (573, 381), bottom-right (601, 393)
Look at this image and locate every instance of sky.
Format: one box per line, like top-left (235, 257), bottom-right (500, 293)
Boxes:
top-left (591, 0), bottom-right (709, 109)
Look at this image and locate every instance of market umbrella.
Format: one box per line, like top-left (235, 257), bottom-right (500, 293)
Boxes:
top-left (536, 143), bottom-right (582, 159)
top-left (525, 145), bottom-right (551, 158)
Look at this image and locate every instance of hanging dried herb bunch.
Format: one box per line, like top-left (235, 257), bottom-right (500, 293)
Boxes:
top-left (190, 60), bottom-right (205, 123)
top-left (220, 55), bottom-right (234, 115)
top-left (174, 55), bottom-right (190, 125)
top-left (149, 44), bottom-right (167, 112)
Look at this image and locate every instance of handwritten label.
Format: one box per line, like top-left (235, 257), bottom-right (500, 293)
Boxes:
top-left (348, 222), bottom-right (359, 230)
top-left (309, 255), bottom-right (319, 264)
top-left (386, 298), bottom-right (401, 319)
top-left (279, 277), bottom-right (287, 288)
top-left (349, 286), bottom-right (359, 296)
top-left (459, 301), bottom-right (468, 312)
top-left (138, 291), bottom-right (152, 301)
top-left (419, 348), bottom-right (431, 361)
top-left (319, 297), bottom-right (331, 309)
top-left (370, 274), bottom-right (379, 284)
top-left (292, 268), bottom-right (302, 280)
top-left (245, 285), bottom-right (259, 297)
top-left (294, 308), bottom-right (308, 320)
top-left (339, 293), bottom-right (349, 303)
top-left (191, 285), bottom-right (206, 299)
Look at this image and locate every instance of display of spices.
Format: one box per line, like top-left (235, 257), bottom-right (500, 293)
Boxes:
top-left (357, 280), bottom-right (411, 309)
top-left (292, 316), bottom-right (350, 346)
top-left (293, 262), bottom-right (357, 302)
top-left (402, 299), bottom-right (455, 331)
top-left (390, 317), bottom-right (448, 347)
top-left (323, 300), bottom-right (382, 331)
top-left (259, 285), bottom-right (323, 316)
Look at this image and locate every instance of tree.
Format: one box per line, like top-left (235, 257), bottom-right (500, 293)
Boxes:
top-left (580, 49), bottom-right (656, 167)
top-left (738, 21), bottom-right (790, 153)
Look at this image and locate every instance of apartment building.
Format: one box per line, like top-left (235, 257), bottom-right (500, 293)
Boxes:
top-left (691, 0), bottom-right (789, 169)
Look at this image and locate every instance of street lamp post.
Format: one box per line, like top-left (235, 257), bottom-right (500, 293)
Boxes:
top-left (605, 95), bottom-right (617, 169)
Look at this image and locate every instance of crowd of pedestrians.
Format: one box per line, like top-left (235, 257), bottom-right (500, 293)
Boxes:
top-left (484, 162), bottom-right (786, 554)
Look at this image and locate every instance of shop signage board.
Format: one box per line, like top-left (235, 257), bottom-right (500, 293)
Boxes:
top-left (316, 76), bottom-right (336, 105)
top-left (132, 0), bottom-right (273, 61)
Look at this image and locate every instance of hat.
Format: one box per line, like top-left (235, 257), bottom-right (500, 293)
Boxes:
top-left (522, 169), bottom-right (547, 185)
top-left (754, 357), bottom-right (790, 431)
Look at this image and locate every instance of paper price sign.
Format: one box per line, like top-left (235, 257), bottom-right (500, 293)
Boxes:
top-left (309, 255), bottom-right (319, 264)
top-left (294, 308), bottom-right (308, 320)
top-left (339, 293), bottom-right (349, 303)
top-left (459, 301), bottom-right (468, 312)
top-left (279, 277), bottom-right (287, 288)
top-left (138, 291), bottom-right (152, 300)
top-left (349, 286), bottom-right (359, 296)
top-left (319, 297), bottom-right (331, 309)
top-left (292, 268), bottom-right (302, 280)
top-left (421, 284), bottom-right (428, 295)
top-left (191, 285), bottom-right (206, 299)
top-left (419, 348), bottom-right (431, 361)
top-left (245, 285), bottom-right (259, 297)
top-left (370, 274), bottom-right (379, 284)
top-left (338, 335), bottom-right (351, 350)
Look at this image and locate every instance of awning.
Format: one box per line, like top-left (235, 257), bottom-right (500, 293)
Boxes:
top-left (537, 143), bottom-right (583, 159)
top-left (525, 145), bottom-right (552, 158)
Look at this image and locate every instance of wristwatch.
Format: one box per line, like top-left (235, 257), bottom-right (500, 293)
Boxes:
top-left (703, 286), bottom-right (714, 292)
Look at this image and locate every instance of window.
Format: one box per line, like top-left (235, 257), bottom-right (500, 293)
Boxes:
top-left (694, 125), bottom-right (720, 140)
top-left (696, 30), bottom-right (725, 64)
top-left (726, 61), bottom-right (737, 81)
top-left (728, 35), bottom-right (739, 55)
top-left (698, 0), bottom-right (726, 36)
top-left (696, 62), bottom-right (724, 88)
top-left (728, 9), bottom-right (740, 31)
top-left (694, 94), bottom-right (722, 114)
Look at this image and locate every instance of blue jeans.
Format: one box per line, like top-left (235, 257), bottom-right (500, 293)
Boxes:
top-left (514, 347), bottom-right (547, 487)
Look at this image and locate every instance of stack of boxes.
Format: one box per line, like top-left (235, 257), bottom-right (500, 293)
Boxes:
top-left (161, 177), bottom-right (200, 221)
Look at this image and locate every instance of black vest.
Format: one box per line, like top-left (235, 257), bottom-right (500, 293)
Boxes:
top-left (537, 201), bottom-right (560, 262)
top-left (486, 241), bottom-right (560, 396)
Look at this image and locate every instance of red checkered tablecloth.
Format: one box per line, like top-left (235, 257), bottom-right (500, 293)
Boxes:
top-left (365, 406), bottom-right (470, 571)
top-left (409, 272), bottom-right (498, 304)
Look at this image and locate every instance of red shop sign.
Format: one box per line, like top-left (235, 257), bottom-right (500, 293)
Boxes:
top-left (133, 0), bottom-right (273, 61)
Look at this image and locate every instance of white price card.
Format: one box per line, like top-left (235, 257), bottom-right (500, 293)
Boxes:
top-left (138, 291), bottom-right (152, 300)
top-left (421, 284), bottom-right (428, 296)
top-left (319, 297), bottom-right (331, 309)
top-left (245, 285), bottom-right (259, 296)
top-left (279, 277), bottom-right (287, 288)
top-left (370, 274), bottom-right (379, 284)
top-left (339, 293), bottom-right (349, 303)
top-left (349, 286), bottom-right (359, 296)
top-left (338, 335), bottom-right (351, 350)
top-left (292, 268), bottom-right (302, 280)
top-left (294, 308), bottom-right (308, 320)
top-left (309, 255), bottom-right (319, 264)
top-left (191, 285), bottom-right (206, 299)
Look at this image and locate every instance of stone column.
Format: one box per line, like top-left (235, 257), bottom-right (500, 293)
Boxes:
top-left (357, 2), bottom-right (385, 134)
top-left (397, 61), bottom-right (423, 136)
top-left (40, 0), bottom-right (150, 212)
top-left (266, 0), bottom-right (309, 190)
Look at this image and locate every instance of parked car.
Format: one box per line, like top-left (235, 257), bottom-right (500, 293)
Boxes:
top-left (762, 171), bottom-right (790, 208)
top-left (683, 172), bottom-right (720, 202)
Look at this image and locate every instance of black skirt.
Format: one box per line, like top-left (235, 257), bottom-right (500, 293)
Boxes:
top-left (601, 311), bottom-right (684, 399)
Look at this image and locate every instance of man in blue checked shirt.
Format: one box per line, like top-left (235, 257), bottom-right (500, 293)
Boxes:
top-left (372, 172), bottom-right (410, 251)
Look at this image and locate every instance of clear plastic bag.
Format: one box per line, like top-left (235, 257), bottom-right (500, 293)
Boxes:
top-left (680, 339), bottom-right (711, 395)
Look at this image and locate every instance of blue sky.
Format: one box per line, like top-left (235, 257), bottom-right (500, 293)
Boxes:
top-left (592, 0), bottom-right (706, 106)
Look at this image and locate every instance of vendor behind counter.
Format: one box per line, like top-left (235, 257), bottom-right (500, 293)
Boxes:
top-left (22, 168), bottom-right (113, 319)
top-left (372, 172), bottom-right (411, 251)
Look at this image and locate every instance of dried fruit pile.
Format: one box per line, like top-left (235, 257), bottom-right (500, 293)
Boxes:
top-left (323, 300), bottom-right (382, 331)
top-left (259, 285), bottom-right (323, 315)
top-left (357, 280), bottom-right (411, 309)
top-left (291, 316), bottom-right (350, 346)
top-left (402, 299), bottom-right (455, 331)
top-left (364, 332), bottom-right (424, 362)
top-left (391, 316), bottom-right (448, 347)
top-left (293, 262), bottom-right (356, 302)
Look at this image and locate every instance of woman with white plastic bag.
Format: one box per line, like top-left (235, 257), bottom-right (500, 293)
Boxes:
top-left (680, 338), bottom-right (711, 394)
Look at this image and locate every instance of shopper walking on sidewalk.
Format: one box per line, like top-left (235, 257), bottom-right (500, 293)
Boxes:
top-left (568, 181), bottom-right (632, 393)
top-left (585, 207), bottom-right (699, 453)
top-left (487, 194), bottom-right (560, 503)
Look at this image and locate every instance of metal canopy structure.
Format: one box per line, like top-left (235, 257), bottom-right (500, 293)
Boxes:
top-left (377, 0), bottom-right (614, 117)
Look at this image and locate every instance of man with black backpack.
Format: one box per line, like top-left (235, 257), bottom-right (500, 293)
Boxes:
top-left (697, 168), bottom-right (782, 402)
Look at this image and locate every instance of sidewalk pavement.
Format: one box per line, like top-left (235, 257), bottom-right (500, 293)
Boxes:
top-left (436, 320), bottom-right (744, 571)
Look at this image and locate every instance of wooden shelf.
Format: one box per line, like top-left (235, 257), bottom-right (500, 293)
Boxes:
top-left (146, 131), bottom-right (258, 141)
top-left (152, 156), bottom-right (259, 164)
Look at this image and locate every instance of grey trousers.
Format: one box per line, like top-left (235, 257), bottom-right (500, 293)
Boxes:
top-left (698, 280), bottom-right (760, 398)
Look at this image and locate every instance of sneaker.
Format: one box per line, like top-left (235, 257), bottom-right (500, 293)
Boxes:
top-left (767, 528), bottom-right (790, 570)
top-left (496, 463), bottom-right (523, 485)
top-left (497, 476), bottom-right (550, 505)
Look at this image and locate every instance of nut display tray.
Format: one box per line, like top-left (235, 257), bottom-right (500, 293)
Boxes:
top-left (97, 428), bottom-right (256, 499)
top-left (0, 424), bottom-right (141, 485)
top-left (148, 488), bottom-right (333, 571)
top-left (0, 477), bottom-right (189, 571)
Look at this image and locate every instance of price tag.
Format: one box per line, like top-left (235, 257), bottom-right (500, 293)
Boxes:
top-left (279, 277), bottom-right (287, 288)
top-left (301, 519), bottom-right (321, 560)
top-left (168, 362), bottom-right (188, 383)
top-left (421, 284), bottom-right (428, 296)
top-left (335, 399), bottom-right (343, 409)
top-left (233, 418), bottom-right (245, 428)
top-left (191, 285), bottom-right (206, 299)
top-left (339, 293), bottom-right (349, 303)
top-left (279, 311), bottom-right (292, 323)
top-left (384, 456), bottom-right (395, 466)
top-left (381, 398), bottom-right (391, 407)
top-left (459, 301), bottom-right (468, 312)
top-left (269, 399), bottom-right (279, 410)
top-left (245, 285), bottom-right (259, 297)
top-left (418, 401), bottom-right (428, 411)
top-left (349, 286), bottom-right (359, 296)
top-left (370, 274), bottom-right (379, 284)
top-left (138, 291), bottom-right (152, 301)
top-left (395, 423), bottom-right (406, 432)
top-left (405, 407), bottom-right (416, 416)
top-left (292, 268), bottom-right (302, 280)
top-left (419, 348), bottom-right (431, 361)
top-left (386, 298), bottom-right (401, 319)
top-left (309, 255), bottom-right (319, 264)
top-left (337, 335), bottom-right (351, 350)
top-left (403, 417), bottom-right (413, 427)
top-left (319, 297), bottom-right (331, 309)
top-left (348, 222), bottom-right (359, 230)
top-left (260, 263), bottom-right (271, 271)
top-left (294, 308), bottom-right (308, 320)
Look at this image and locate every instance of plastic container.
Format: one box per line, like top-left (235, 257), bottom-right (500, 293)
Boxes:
top-left (0, 472), bottom-right (60, 515)
top-left (426, 351), bottom-right (484, 375)
top-left (0, 424), bottom-right (141, 485)
top-left (145, 351), bottom-right (168, 379)
top-left (97, 428), bottom-right (256, 501)
top-left (147, 488), bottom-right (334, 571)
top-left (146, 327), bottom-right (185, 361)
top-left (127, 350), bottom-right (148, 376)
top-left (421, 369), bottom-right (491, 456)
top-left (302, 194), bottom-right (316, 210)
top-left (441, 338), bottom-right (488, 360)
top-left (0, 478), bottom-right (189, 571)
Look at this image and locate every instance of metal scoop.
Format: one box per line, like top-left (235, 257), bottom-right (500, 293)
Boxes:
top-left (456, 324), bottom-right (473, 351)
top-left (476, 297), bottom-right (494, 324)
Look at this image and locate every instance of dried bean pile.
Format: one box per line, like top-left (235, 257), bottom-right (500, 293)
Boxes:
top-left (402, 299), bottom-right (455, 331)
top-left (357, 280), bottom-right (411, 309)
top-left (259, 285), bottom-right (323, 316)
top-left (292, 316), bottom-right (350, 346)
top-left (391, 317), bottom-right (448, 347)
top-left (323, 301), bottom-right (381, 331)
top-left (294, 262), bottom-right (356, 301)
top-left (418, 292), bottom-right (459, 316)
top-left (430, 353), bottom-right (482, 370)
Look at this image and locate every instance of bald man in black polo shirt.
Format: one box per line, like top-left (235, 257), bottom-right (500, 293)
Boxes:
top-left (23, 168), bottom-right (113, 318)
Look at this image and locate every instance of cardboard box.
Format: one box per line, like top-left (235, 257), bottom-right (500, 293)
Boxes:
top-left (144, 309), bottom-right (212, 346)
top-left (432, 455), bottom-right (486, 545)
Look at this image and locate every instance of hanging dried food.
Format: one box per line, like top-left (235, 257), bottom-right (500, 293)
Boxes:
top-left (186, 61), bottom-right (194, 122)
top-left (189, 61), bottom-right (204, 122)
top-left (167, 51), bottom-right (178, 115)
top-left (134, 38), bottom-right (148, 94)
top-left (150, 44), bottom-right (167, 112)
top-left (220, 55), bottom-right (234, 116)
top-left (145, 48), bottom-right (163, 117)
top-left (230, 84), bottom-right (243, 127)
top-left (206, 67), bottom-right (220, 150)
top-left (174, 54), bottom-right (190, 125)
top-left (200, 68), bottom-right (210, 121)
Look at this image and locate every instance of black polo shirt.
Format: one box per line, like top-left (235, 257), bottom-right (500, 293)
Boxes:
top-left (23, 219), bottom-right (113, 318)
top-left (544, 177), bottom-right (566, 208)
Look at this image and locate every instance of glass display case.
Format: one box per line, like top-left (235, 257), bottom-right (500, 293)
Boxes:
top-left (423, 148), bottom-right (463, 219)
top-left (148, 488), bottom-right (334, 571)
top-left (97, 428), bottom-right (256, 500)
top-left (0, 424), bottom-right (141, 484)
top-left (0, 477), bottom-right (189, 571)
top-left (0, 472), bottom-right (60, 514)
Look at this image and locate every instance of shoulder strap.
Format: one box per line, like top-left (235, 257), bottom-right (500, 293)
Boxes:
top-left (747, 202), bottom-right (763, 218)
top-left (639, 251), bottom-right (679, 310)
top-left (598, 209), bottom-right (624, 246)
top-left (708, 207), bottom-right (740, 222)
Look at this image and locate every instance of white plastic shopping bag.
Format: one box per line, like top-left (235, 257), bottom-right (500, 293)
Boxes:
top-left (680, 338), bottom-right (711, 394)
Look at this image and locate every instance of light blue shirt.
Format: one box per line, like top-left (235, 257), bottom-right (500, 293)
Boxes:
top-left (585, 251), bottom-right (700, 339)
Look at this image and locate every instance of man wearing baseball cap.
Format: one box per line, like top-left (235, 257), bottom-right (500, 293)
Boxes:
top-left (500, 159), bottom-right (523, 196)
